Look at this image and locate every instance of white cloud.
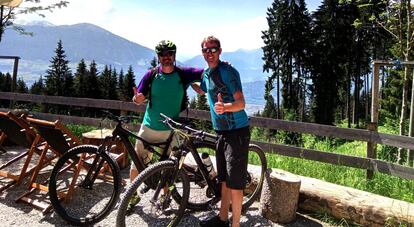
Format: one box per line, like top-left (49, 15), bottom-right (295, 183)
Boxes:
top-left (15, 0), bottom-right (268, 60)
top-left (17, 0), bottom-right (114, 25)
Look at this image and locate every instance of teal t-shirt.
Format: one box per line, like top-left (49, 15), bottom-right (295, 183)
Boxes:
top-left (200, 61), bottom-right (249, 131)
top-left (142, 71), bottom-right (184, 130)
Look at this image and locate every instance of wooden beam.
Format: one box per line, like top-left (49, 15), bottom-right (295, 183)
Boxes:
top-left (253, 141), bottom-right (414, 180)
top-left (11, 57), bottom-right (18, 92)
top-left (3, 94), bottom-right (414, 149)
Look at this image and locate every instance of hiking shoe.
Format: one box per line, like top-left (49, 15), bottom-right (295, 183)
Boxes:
top-left (126, 191), bottom-right (141, 214)
top-left (199, 215), bottom-right (229, 227)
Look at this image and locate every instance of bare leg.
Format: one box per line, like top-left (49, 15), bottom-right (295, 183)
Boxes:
top-left (230, 189), bottom-right (243, 227)
top-left (130, 168), bottom-right (138, 182)
top-left (219, 182), bottom-right (230, 221)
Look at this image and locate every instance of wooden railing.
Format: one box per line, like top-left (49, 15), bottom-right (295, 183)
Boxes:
top-left (1, 91), bottom-right (414, 180)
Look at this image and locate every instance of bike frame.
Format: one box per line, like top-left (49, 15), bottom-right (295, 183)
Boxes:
top-left (110, 122), bottom-right (174, 172)
top-left (187, 139), bottom-right (221, 197)
top-left (83, 119), bottom-right (175, 188)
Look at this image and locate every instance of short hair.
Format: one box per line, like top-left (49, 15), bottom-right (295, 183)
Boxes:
top-left (201, 36), bottom-right (221, 48)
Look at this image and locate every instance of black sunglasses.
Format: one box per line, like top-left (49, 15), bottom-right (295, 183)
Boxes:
top-left (158, 51), bottom-right (175, 57)
top-left (202, 47), bottom-right (219, 54)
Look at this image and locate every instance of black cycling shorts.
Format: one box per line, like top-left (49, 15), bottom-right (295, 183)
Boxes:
top-left (215, 126), bottom-right (250, 190)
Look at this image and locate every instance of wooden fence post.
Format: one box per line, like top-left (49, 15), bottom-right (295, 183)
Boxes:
top-left (366, 122), bottom-right (377, 179)
top-left (368, 62), bottom-right (380, 180)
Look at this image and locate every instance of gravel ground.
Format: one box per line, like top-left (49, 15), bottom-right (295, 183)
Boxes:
top-left (0, 146), bottom-right (331, 227)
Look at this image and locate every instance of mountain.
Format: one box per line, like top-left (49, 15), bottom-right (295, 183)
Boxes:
top-left (0, 23), bottom-right (155, 84)
top-left (0, 22), bottom-right (268, 112)
top-left (183, 49), bottom-right (268, 82)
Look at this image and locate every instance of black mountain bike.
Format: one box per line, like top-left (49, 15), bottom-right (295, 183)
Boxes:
top-left (116, 113), bottom-right (267, 227)
top-left (48, 111), bottom-right (178, 226)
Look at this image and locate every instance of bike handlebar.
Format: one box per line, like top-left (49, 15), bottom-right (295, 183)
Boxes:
top-left (159, 113), bottom-right (218, 141)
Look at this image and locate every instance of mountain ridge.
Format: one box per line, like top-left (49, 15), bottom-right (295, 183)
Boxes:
top-left (0, 22), bottom-right (268, 111)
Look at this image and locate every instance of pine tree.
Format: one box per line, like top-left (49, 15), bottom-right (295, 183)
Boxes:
top-left (194, 94), bottom-right (211, 130)
top-left (150, 57), bottom-right (157, 68)
top-left (0, 72), bottom-right (12, 92)
top-left (262, 0), bottom-right (312, 122)
top-left (74, 59), bottom-right (89, 97)
top-left (44, 40), bottom-right (73, 113)
top-left (16, 77), bottom-right (28, 93)
top-left (63, 67), bottom-right (75, 97)
top-left (110, 68), bottom-right (119, 100)
top-left (262, 0), bottom-right (311, 144)
top-left (45, 40), bottom-right (72, 97)
top-left (309, 0), bottom-right (354, 125)
top-left (14, 77), bottom-right (29, 109)
top-left (30, 76), bottom-right (45, 95)
top-left (189, 97), bottom-right (197, 109)
top-left (0, 72), bottom-right (12, 107)
top-left (30, 76), bottom-right (46, 112)
top-left (118, 69), bottom-right (125, 100)
top-left (99, 65), bottom-right (112, 99)
top-left (87, 60), bottom-right (101, 99)
top-left (195, 94), bottom-right (209, 111)
top-left (122, 66), bottom-right (136, 101)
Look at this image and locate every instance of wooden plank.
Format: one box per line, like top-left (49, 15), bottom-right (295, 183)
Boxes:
top-left (30, 112), bottom-right (141, 131)
top-left (0, 92), bottom-right (145, 112)
top-left (250, 116), bottom-right (372, 141)
top-left (3, 93), bottom-right (414, 148)
top-left (0, 56), bottom-right (20, 59)
top-left (373, 133), bottom-right (414, 150)
top-left (253, 141), bottom-right (414, 180)
top-left (254, 141), bottom-right (371, 169)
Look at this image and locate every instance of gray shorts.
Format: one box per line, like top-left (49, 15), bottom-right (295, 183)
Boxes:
top-left (215, 127), bottom-right (250, 190)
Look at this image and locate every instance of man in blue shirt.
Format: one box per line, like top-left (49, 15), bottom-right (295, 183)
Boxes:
top-left (198, 36), bottom-right (250, 227)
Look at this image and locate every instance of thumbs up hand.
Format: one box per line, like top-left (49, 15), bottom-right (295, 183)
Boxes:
top-left (214, 93), bottom-right (225, 114)
top-left (132, 87), bottom-right (146, 105)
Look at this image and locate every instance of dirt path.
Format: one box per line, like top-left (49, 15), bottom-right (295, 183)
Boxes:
top-left (0, 146), bottom-right (332, 226)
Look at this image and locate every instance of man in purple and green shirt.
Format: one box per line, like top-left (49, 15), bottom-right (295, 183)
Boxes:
top-left (129, 40), bottom-right (202, 208)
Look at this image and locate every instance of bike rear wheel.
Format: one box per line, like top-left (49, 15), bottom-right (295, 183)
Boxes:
top-left (116, 160), bottom-right (189, 227)
top-left (174, 141), bottom-right (267, 212)
top-left (49, 145), bottom-right (121, 226)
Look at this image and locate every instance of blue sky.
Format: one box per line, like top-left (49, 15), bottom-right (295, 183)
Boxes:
top-left (17, 0), bottom-right (322, 60)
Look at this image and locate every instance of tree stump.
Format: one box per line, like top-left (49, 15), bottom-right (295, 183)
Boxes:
top-left (260, 168), bottom-right (301, 224)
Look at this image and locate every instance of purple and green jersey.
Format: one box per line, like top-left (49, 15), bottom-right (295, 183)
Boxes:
top-left (137, 66), bottom-right (202, 130)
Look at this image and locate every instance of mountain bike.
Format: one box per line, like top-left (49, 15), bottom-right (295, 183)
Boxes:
top-left (116, 113), bottom-right (267, 227)
top-left (48, 111), bottom-right (179, 226)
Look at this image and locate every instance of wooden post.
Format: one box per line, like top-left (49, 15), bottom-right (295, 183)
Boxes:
top-left (366, 122), bottom-right (377, 179)
top-left (367, 62), bottom-right (380, 179)
top-left (12, 57), bottom-right (19, 92)
top-left (371, 62), bottom-right (380, 125)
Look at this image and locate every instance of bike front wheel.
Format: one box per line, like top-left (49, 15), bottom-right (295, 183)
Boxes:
top-left (49, 145), bottom-right (121, 226)
top-left (174, 141), bottom-right (267, 212)
top-left (116, 160), bottom-right (189, 227)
